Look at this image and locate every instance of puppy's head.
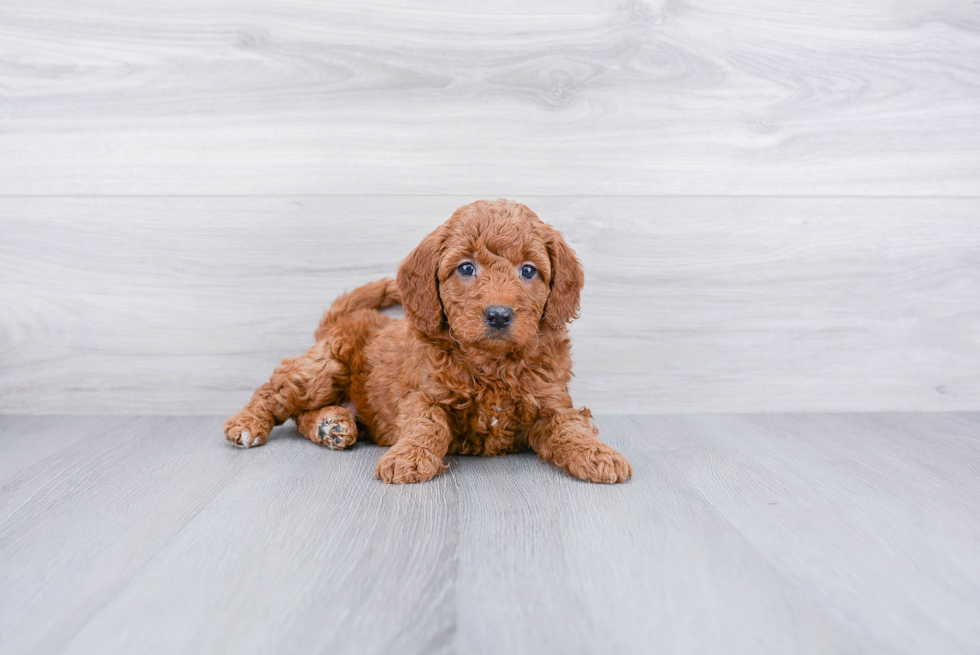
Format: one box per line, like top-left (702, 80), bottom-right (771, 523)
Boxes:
top-left (398, 200), bottom-right (584, 352)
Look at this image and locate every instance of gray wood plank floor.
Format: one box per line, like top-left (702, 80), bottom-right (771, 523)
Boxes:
top-left (2, 413), bottom-right (978, 654)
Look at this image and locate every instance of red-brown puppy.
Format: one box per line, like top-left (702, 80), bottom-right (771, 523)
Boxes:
top-left (224, 199), bottom-right (632, 484)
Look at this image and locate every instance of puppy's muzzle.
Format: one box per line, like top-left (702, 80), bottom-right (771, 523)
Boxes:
top-left (484, 305), bottom-right (514, 330)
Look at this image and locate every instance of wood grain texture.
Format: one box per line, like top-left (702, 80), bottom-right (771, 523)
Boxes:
top-left (0, 416), bottom-right (457, 655)
top-left (1, 1), bottom-right (979, 195)
top-left (661, 412), bottom-right (980, 654)
top-left (2, 413), bottom-right (979, 653)
top-left (2, 196), bottom-right (979, 415)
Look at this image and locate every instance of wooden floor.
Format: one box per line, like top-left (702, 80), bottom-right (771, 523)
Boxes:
top-left (2, 413), bottom-right (978, 654)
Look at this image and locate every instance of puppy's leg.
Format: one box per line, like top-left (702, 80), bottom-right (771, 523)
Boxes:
top-left (295, 405), bottom-right (358, 450)
top-left (375, 396), bottom-right (451, 484)
top-left (529, 404), bottom-right (632, 483)
top-left (224, 340), bottom-right (345, 448)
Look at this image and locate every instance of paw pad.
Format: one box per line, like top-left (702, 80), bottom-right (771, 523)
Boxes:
top-left (317, 419), bottom-right (353, 450)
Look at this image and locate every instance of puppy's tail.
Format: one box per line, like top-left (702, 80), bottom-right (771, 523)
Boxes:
top-left (315, 278), bottom-right (401, 338)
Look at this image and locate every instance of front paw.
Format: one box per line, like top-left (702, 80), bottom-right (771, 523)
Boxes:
top-left (375, 442), bottom-right (447, 484)
top-left (223, 413), bottom-right (271, 448)
top-left (560, 442), bottom-right (633, 484)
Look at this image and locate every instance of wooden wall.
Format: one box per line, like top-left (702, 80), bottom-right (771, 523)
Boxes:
top-left (1, 1), bottom-right (978, 414)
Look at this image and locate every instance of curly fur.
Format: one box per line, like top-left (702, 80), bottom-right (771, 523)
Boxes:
top-left (224, 200), bottom-right (632, 484)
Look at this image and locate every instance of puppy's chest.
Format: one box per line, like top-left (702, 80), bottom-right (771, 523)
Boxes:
top-left (447, 385), bottom-right (538, 456)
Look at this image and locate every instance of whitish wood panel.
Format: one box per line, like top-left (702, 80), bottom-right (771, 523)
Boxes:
top-left (2, 413), bottom-right (979, 653)
top-left (2, 196), bottom-right (979, 415)
top-left (1, 0), bottom-right (979, 195)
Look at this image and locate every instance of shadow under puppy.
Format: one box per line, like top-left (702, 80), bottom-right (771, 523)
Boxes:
top-left (224, 199), bottom-right (632, 484)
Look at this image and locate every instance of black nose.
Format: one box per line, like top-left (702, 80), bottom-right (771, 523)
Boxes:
top-left (484, 305), bottom-right (515, 329)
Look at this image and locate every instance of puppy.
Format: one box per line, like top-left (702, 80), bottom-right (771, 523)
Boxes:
top-left (224, 199), bottom-right (632, 484)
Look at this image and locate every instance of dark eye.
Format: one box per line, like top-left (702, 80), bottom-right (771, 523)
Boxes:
top-left (520, 264), bottom-right (537, 280)
top-left (457, 262), bottom-right (475, 277)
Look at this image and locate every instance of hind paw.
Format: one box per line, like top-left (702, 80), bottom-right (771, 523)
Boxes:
top-left (296, 406), bottom-right (358, 450)
top-left (224, 414), bottom-right (271, 448)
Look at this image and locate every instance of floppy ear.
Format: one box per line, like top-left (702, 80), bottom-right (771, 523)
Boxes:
top-left (542, 225), bottom-right (585, 329)
top-left (397, 224), bottom-right (449, 336)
